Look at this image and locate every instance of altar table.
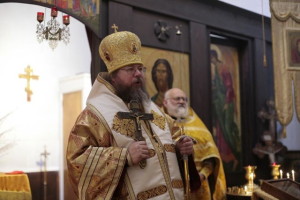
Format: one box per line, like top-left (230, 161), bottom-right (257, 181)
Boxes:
top-left (0, 173), bottom-right (32, 200)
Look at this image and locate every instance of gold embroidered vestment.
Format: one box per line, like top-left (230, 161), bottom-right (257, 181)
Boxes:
top-left (173, 108), bottom-right (227, 200)
top-left (66, 73), bottom-right (184, 200)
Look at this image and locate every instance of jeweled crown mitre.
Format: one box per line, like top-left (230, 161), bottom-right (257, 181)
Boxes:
top-left (99, 31), bottom-right (143, 73)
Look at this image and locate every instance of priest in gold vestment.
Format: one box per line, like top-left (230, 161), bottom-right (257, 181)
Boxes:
top-left (66, 30), bottom-right (196, 200)
top-left (163, 88), bottom-right (227, 200)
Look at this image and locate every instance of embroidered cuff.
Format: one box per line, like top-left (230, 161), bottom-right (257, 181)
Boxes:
top-left (127, 151), bottom-right (133, 166)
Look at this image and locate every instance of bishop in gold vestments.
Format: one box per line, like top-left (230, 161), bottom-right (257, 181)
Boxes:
top-left (66, 30), bottom-right (195, 200)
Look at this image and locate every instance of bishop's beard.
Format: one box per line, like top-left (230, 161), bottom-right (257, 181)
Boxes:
top-left (115, 77), bottom-right (150, 105)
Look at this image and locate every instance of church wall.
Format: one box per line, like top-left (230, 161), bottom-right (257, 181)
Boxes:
top-left (0, 2), bottom-right (91, 170)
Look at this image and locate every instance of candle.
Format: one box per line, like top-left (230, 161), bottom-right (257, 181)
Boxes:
top-left (280, 169), bottom-right (283, 179)
top-left (37, 12), bottom-right (44, 23)
top-left (292, 170), bottom-right (295, 181)
top-left (51, 7), bottom-right (58, 17)
top-left (287, 172), bottom-right (290, 179)
top-left (63, 15), bottom-right (70, 25)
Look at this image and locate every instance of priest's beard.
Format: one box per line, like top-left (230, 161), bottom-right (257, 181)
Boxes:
top-left (115, 78), bottom-right (150, 104)
top-left (167, 103), bottom-right (188, 119)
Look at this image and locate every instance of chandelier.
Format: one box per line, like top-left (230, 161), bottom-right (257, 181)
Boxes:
top-left (36, 7), bottom-right (70, 50)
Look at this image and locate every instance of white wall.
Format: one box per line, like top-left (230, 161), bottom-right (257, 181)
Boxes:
top-left (0, 2), bottom-right (91, 172)
top-left (218, 0), bottom-right (271, 17)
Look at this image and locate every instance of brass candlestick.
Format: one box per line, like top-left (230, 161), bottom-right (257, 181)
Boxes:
top-left (271, 163), bottom-right (281, 180)
top-left (244, 166), bottom-right (257, 192)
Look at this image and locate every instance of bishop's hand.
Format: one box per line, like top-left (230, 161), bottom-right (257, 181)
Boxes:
top-left (128, 141), bottom-right (150, 165)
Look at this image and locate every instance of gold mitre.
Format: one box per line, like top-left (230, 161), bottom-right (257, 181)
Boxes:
top-left (99, 31), bottom-right (143, 73)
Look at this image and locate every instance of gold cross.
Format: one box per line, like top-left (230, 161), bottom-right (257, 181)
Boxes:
top-left (19, 65), bottom-right (39, 102)
top-left (111, 24), bottom-right (118, 33)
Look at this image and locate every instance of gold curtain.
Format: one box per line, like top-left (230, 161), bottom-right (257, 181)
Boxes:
top-left (270, 0), bottom-right (300, 137)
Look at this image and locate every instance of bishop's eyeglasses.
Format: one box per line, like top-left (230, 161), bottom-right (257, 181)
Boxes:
top-left (120, 66), bottom-right (146, 75)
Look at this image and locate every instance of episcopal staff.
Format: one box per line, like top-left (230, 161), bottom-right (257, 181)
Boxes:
top-left (175, 120), bottom-right (191, 200)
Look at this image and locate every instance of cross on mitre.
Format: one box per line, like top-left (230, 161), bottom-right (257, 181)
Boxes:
top-left (111, 24), bottom-right (118, 33)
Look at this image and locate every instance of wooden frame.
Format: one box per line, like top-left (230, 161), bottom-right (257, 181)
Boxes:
top-left (210, 41), bottom-right (243, 173)
top-left (285, 29), bottom-right (300, 70)
top-left (141, 46), bottom-right (190, 107)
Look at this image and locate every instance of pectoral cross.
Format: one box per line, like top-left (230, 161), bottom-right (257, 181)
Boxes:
top-left (19, 65), bottom-right (39, 102)
top-left (117, 99), bottom-right (153, 168)
top-left (117, 99), bottom-right (153, 141)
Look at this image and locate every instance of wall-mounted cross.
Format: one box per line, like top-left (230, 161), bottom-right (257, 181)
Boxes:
top-left (19, 65), bottom-right (39, 102)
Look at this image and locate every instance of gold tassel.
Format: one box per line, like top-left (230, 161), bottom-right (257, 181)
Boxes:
top-left (262, 0), bottom-right (267, 67)
top-left (263, 54), bottom-right (267, 67)
top-left (281, 126), bottom-right (287, 138)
